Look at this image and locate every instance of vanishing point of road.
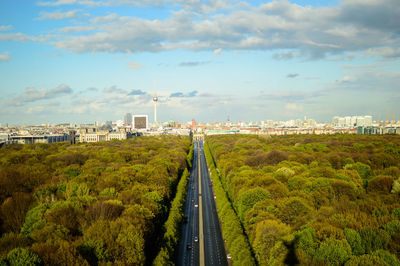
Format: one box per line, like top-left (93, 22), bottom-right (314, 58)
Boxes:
top-left (176, 140), bottom-right (228, 266)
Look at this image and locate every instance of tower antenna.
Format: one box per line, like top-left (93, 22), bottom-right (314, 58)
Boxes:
top-left (153, 80), bottom-right (158, 126)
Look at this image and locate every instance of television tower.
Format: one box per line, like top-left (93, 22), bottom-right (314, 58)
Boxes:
top-left (153, 81), bottom-right (158, 126)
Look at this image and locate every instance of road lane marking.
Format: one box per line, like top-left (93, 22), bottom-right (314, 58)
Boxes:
top-left (198, 142), bottom-right (205, 266)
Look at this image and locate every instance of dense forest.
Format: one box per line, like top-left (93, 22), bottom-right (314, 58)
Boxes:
top-left (206, 134), bottom-right (400, 265)
top-left (0, 136), bottom-right (191, 265)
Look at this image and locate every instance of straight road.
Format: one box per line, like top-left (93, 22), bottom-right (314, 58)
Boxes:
top-left (177, 142), bottom-right (199, 266)
top-left (199, 141), bottom-right (228, 266)
top-left (176, 141), bottom-right (227, 266)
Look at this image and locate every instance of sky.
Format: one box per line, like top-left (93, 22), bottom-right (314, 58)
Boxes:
top-left (0, 0), bottom-right (400, 125)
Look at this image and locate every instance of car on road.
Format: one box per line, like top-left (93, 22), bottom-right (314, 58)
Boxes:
top-left (194, 236), bottom-right (198, 242)
top-left (194, 204), bottom-right (198, 208)
top-left (187, 244), bottom-right (192, 250)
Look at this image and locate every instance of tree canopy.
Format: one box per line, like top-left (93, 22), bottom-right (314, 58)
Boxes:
top-left (0, 136), bottom-right (191, 265)
top-left (206, 134), bottom-right (400, 265)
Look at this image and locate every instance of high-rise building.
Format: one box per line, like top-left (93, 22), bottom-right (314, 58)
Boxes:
top-left (124, 113), bottom-right (132, 126)
top-left (333, 115), bottom-right (373, 127)
top-left (133, 115), bottom-right (148, 130)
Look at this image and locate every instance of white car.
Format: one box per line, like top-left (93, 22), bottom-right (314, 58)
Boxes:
top-left (194, 236), bottom-right (198, 242)
top-left (194, 204), bottom-right (198, 208)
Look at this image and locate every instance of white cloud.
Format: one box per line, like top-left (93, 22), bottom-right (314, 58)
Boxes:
top-left (37, 0), bottom-right (233, 13)
top-left (48, 0), bottom-right (400, 58)
top-left (37, 9), bottom-right (86, 20)
top-left (0, 32), bottom-right (44, 42)
top-left (102, 86), bottom-right (127, 94)
top-left (0, 25), bottom-right (13, 31)
top-left (126, 61), bottom-right (144, 69)
top-left (285, 103), bottom-right (303, 111)
top-left (38, 0), bottom-right (100, 6)
top-left (366, 47), bottom-right (400, 59)
top-left (25, 106), bottom-right (45, 114)
top-left (214, 48), bottom-right (222, 56)
top-left (59, 25), bottom-right (95, 33)
top-left (9, 84), bottom-right (73, 105)
top-left (0, 52), bottom-right (10, 62)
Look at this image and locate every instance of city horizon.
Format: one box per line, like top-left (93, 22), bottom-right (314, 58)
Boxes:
top-left (0, 113), bottom-right (388, 128)
top-left (1, 0), bottom-right (400, 125)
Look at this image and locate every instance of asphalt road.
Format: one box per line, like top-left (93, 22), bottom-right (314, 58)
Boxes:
top-left (176, 141), bottom-right (227, 266)
top-left (199, 141), bottom-right (228, 266)
top-left (177, 142), bottom-right (199, 266)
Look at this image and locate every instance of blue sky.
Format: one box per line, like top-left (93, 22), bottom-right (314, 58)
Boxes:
top-left (1, 0), bottom-right (400, 125)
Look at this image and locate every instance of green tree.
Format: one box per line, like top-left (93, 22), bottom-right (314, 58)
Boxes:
top-left (253, 219), bottom-right (291, 265)
top-left (237, 187), bottom-right (270, 222)
top-left (345, 254), bottom-right (386, 266)
top-left (359, 228), bottom-right (391, 253)
top-left (314, 238), bottom-right (352, 266)
top-left (344, 228), bottom-right (364, 255)
top-left (6, 248), bottom-right (41, 266)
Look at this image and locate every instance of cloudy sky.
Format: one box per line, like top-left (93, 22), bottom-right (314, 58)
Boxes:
top-left (1, 0), bottom-right (400, 125)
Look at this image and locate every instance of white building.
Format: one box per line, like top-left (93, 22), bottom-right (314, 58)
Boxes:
top-left (333, 115), bottom-right (373, 128)
top-left (78, 128), bottom-right (130, 143)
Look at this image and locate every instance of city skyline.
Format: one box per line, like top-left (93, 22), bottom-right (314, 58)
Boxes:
top-left (1, 0), bottom-right (400, 125)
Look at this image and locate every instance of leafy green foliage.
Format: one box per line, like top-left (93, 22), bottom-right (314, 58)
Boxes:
top-left (360, 227), bottom-right (391, 253)
top-left (237, 187), bottom-right (270, 222)
top-left (206, 134), bottom-right (400, 265)
top-left (344, 228), bottom-right (364, 255)
top-left (314, 239), bottom-right (352, 265)
top-left (204, 142), bottom-right (256, 266)
top-left (0, 136), bottom-right (191, 265)
top-left (6, 248), bottom-right (41, 266)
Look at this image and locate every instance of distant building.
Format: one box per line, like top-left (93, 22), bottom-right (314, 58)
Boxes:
top-left (132, 115), bottom-right (148, 130)
top-left (333, 115), bottom-right (373, 128)
top-left (9, 134), bottom-right (69, 144)
top-left (69, 130), bottom-right (76, 144)
top-left (78, 128), bottom-right (132, 143)
top-left (124, 113), bottom-right (132, 126)
top-left (358, 126), bottom-right (400, 135)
